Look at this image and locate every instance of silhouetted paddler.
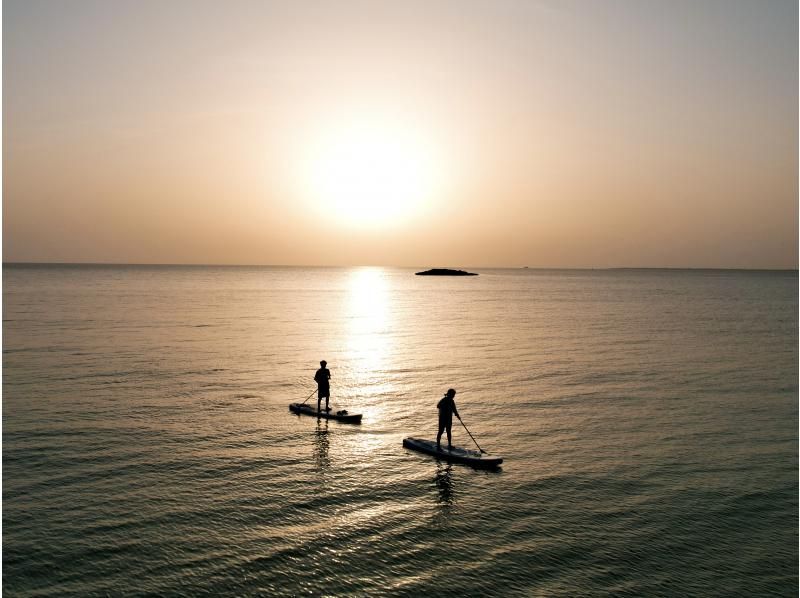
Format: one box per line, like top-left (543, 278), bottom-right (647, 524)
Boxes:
top-left (314, 360), bottom-right (331, 412)
top-left (436, 388), bottom-right (460, 450)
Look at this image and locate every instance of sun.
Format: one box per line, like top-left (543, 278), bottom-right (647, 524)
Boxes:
top-left (303, 122), bottom-right (439, 228)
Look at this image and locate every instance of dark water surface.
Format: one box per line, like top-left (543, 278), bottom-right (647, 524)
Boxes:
top-left (3, 265), bottom-right (797, 596)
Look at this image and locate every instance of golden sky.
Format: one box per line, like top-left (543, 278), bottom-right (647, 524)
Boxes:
top-left (4, 0), bottom-right (798, 268)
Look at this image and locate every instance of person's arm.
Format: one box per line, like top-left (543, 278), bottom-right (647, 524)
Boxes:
top-left (452, 400), bottom-right (460, 419)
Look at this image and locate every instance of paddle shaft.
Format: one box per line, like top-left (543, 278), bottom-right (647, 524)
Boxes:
top-left (301, 389), bottom-right (317, 405)
top-left (458, 416), bottom-right (486, 454)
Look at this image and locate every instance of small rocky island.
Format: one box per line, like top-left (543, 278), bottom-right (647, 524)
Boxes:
top-left (415, 268), bottom-right (478, 276)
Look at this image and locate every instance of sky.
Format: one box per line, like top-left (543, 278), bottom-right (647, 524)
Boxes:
top-left (3, 0), bottom-right (798, 268)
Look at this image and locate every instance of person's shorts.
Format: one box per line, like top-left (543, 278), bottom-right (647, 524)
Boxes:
top-left (318, 387), bottom-right (330, 399)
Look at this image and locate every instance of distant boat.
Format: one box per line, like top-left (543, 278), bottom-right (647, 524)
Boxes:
top-left (415, 268), bottom-right (477, 276)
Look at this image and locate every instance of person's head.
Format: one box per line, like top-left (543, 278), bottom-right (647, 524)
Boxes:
top-left (320, 360), bottom-right (327, 367)
top-left (446, 388), bottom-right (456, 398)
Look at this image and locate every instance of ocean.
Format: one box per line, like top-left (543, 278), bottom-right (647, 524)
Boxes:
top-left (3, 264), bottom-right (797, 596)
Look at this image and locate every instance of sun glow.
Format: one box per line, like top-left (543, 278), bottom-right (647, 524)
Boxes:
top-left (303, 122), bottom-right (441, 228)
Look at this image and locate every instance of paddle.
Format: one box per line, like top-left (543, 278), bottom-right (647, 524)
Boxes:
top-left (457, 415), bottom-right (487, 454)
top-left (300, 389), bottom-right (316, 405)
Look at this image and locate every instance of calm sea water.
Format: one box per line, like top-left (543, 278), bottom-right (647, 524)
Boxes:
top-left (3, 265), bottom-right (797, 596)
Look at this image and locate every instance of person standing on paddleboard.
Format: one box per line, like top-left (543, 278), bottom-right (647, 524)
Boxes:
top-left (437, 388), bottom-right (460, 450)
top-left (314, 360), bottom-right (332, 413)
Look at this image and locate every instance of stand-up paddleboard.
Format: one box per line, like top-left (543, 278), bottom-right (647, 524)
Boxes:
top-left (289, 403), bottom-right (362, 424)
top-left (402, 437), bottom-right (502, 469)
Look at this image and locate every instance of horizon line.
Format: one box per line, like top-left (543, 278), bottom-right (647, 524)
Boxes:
top-left (2, 261), bottom-right (798, 272)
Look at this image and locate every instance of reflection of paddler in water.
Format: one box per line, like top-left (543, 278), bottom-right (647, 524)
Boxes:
top-left (435, 462), bottom-right (454, 505)
top-left (313, 417), bottom-right (330, 469)
top-left (436, 388), bottom-right (460, 450)
top-left (314, 360), bottom-right (332, 413)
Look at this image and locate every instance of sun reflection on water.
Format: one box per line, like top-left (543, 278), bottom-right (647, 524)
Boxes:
top-left (344, 269), bottom-right (394, 413)
top-left (347, 268), bottom-right (390, 335)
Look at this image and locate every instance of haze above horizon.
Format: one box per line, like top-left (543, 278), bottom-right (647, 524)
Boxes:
top-left (4, 0), bottom-right (798, 269)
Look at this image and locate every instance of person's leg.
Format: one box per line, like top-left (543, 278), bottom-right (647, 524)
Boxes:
top-left (317, 390), bottom-right (322, 412)
top-left (437, 421), bottom-right (445, 448)
top-left (325, 392), bottom-right (330, 411)
top-left (446, 423), bottom-right (452, 449)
